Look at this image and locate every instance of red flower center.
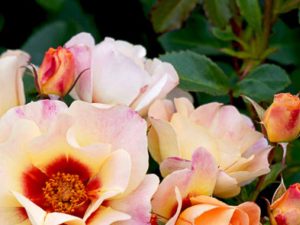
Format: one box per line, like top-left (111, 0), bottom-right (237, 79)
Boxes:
top-left (43, 172), bottom-right (88, 214)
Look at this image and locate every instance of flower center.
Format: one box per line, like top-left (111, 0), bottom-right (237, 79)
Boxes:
top-left (43, 172), bottom-right (88, 214)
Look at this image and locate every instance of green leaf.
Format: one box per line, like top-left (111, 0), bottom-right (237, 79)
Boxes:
top-left (160, 51), bottom-right (230, 95)
top-left (236, 0), bottom-right (262, 32)
top-left (151, 0), bottom-right (198, 33)
top-left (212, 26), bottom-right (236, 41)
top-left (139, 0), bottom-right (156, 15)
top-left (268, 20), bottom-right (300, 65)
top-left (22, 21), bottom-right (77, 64)
top-left (234, 64), bottom-right (291, 101)
top-left (261, 163), bottom-right (284, 191)
top-left (203, 0), bottom-right (231, 29)
top-left (35, 0), bottom-right (65, 12)
top-left (159, 14), bottom-right (228, 55)
top-left (23, 72), bottom-right (38, 102)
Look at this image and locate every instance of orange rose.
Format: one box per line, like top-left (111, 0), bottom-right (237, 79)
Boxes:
top-left (38, 46), bottom-right (75, 97)
top-left (263, 93), bottom-right (300, 142)
top-left (271, 183), bottom-right (300, 225)
top-left (152, 191), bottom-right (261, 225)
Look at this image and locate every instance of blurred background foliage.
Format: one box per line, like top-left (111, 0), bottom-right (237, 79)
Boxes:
top-left (1, 0), bottom-right (300, 207)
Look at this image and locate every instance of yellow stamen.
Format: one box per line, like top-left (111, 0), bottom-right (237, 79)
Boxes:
top-left (43, 172), bottom-right (87, 214)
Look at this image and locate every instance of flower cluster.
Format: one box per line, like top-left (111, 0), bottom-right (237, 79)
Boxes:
top-left (0, 32), bottom-right (300, 225)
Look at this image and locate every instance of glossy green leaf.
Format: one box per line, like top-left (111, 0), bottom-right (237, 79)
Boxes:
top-left (160, 50), bottom-right (230, 95)
top-left (159, 14), bottom-right (227, 55)
top-left (234, 64), bottom-right (291, 101)
top-left (268, 20), bottom-right (300, 65)
top-left (151, 0), bottom-right (198, 33)
top-left (236, 0), bottom-right (262, 32)
top-left (203, 0), bottom-right (231, 29)
top-left (36, 0), bottom-right (65, 12)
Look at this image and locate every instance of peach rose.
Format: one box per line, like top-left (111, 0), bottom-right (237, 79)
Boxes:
top-left (0, 50), bottom-right (29, 116)
top-left (0, 100), bottom-right (159, 224)
top-left (271, 183), bottom-right (300, 225)
top-left (263, 93), bottom-right (300, 143)
top-left (148, 97), bottom-right (271, 198)
top-left (37, 47), bottom-right (75, 97)
top-left (152, 189), bottom-right (261, 225)
top-left (64, 32), bottom-right (179, 115)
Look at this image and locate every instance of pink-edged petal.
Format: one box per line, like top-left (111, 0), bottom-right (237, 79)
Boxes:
top-left (69, 101), bottom-right (148, 194)
top-left (65, 32), bottom-right (95, 102)
top-left (0, 100), bottom-right (68, 138)
top-left (91, 38), bottom-right (150, 105)
top-left (0, 50), bottom-right (29, 116)
top-left (86, 206), bottom-right (130, 225)
top-left (152, 148), bottom-right (218, 219)
top-left (12, 192), bottom-right (46, 225)
top-left (149, 118), bottom-right (180, 163)
top-left (44, 212), bottom-right (84, 225)
top-left (166, 187), bottom-right (183, 225)
top-left (160, 157), bottom-right (191, 177)
top-left (0, 207), bottom-right (28, 225)
top-left (109, 174), bottom-right (159, 225)
top-left (214, 171), bottom-right (240, 198)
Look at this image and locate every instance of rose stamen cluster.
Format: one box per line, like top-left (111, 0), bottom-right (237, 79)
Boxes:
top-left (43, 172), bottom-right (88, 214)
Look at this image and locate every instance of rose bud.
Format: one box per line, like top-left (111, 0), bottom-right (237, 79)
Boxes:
top-left (271, 183), bottom-right (300, 225)
top-left (263, 93), bottom-right (300, 142)
top-left (37, 46), bottom-right (75, 97)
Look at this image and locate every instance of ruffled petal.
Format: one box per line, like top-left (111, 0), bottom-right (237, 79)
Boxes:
top-left (109, 174), bottom-right (159, 225)
top-left (91, 38), bottom-right (150, 105)
top-left (152, 148), bottom-right (218, 219)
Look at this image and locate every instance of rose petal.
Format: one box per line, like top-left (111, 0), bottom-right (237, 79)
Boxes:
top-left (109, 174), bottom-right (159, 225)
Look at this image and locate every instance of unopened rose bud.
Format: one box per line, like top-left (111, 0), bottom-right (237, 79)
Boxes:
top-left (37, 47), bottom-right (75, 97)
top-left (271, 183), bottom-right (300, 225)
top-left (263, 93), bottom-right (300, 142)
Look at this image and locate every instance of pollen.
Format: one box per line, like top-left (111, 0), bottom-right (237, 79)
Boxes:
top-left (43, 172), bottom-right (88, 214)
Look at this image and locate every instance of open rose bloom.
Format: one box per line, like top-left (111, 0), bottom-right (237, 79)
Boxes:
top-left (0, 100), bottom-right (158, 225)
top-left (148, 97), bottom-right (271, 198)
top-left (64, 33), bottom-right (179, 115)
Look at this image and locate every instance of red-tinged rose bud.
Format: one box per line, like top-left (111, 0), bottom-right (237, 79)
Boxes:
top-left (271, 183), bottom-right (300, 225)
top-left (263, 93), bottom-right (300, 142)
top-left (37, 46), bottom-right (75, 97)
